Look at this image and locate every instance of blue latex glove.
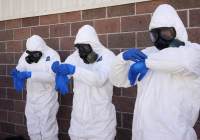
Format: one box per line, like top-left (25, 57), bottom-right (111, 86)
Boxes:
top-left (17, 71), bottom-right (31, 80)
top-left (11, 69), bottom-right (22, 92)
top-left (10, 69), bottom-right (31, 92)
top-left (58, 63), bottom-right (75, 75)
top-left (123, 48), bottom-right (147, 62)
top-left (128, 61), bottom-right (148, 86)
top-left (55, 74), bottom-right (69, 95)
top-left (51, 61), bottom-right (60, 73)
top-left (51, 61), bottom-right (70, 95)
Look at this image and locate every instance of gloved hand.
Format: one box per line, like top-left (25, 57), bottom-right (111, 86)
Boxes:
top-left (51, 61), bottom-right (60, 73)
top-left (55, 74), bottom-right (69, 95)
top-left (123, 48), bottom-right (147, 62)
top-left (52, 61), bottom-right (71, 95)
top-left (58, 63), bottom-right (75, 75)
top-left (10, 69), bottom-right (31, 92)
top-left (128, 61), bottom-right (148, 85)
top-left (17, 71), bottom-right (31, 80)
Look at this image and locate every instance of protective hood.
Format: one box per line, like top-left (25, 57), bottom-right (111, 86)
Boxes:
top-left (149, 4), bottom-right (188, 42)
top-left (74, 25), bottom-right (104, 50)
top-left (26, 35), bottom-right (48, 52)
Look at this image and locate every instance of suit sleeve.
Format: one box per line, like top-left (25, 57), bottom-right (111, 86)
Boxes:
top-left (31, 50), bottom-right (61, 82)
top-left (145, 43), bottom-right (200, 77)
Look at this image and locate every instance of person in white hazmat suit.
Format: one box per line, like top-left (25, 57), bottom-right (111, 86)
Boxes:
top-left (52, 25), bottom-right (116, 140)
top-left (11, 35), bottom-right (60, 140)
top-left (109, 4), bottom-right (200, 140)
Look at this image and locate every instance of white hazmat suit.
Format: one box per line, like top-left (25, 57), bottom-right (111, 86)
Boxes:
top-left (110, 4), bottom-right (200, 140)
top-left (16, 35), bottom-right (60, 140)
top-left (65, 25), bottom-right (116, 140)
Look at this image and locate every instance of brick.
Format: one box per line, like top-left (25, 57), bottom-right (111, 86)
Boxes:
top-left (7, 88), bottom-right (23, 100)
top-left (5, 19), bottom-right (21, 29)
top-left (110, 48), bottom-right (121, 55)
top-left (40, 14), bottom-right (59, 25)
top-left (69, 79), bottom-right (74, 93)
top-left (136, 0), bottom-right (169, 14)
top-left (121, 15), bottom-right (151, 32)
top-left (58, 133), bottom-right (70, 140)
top-left (0, 99), bottom-right (14, 111)
top-left (116, 112), bottom-right (122, 128)
top-left (14, 53), bottom-right (23, 64)
top-left (113, 86), bottom-right (122, 96)
top-left (188, 28), bottom-right (200, 44)
top-left (60, 93), bottom-right (73, 106)
top-left (57, 106), bottom-right (72, 120)
top-left (60, 37), bottom-right (75, 50)
top-left (45, 38), bottom-right (59, 50)
top-left (82, 8), bottom-right (106, 20)
top-left (50, 24), bottom-right (70, 37)
top-left (0, 122), bottom-right (15, 134)
top-left (190, 9), bottom-right (200, 27)
top-left (0, 21), bottom-right (5, 30)
top-left (0, 42), bottom-right (6, 52)
top-left (0, 88), bottom-right (6, 99)
top-left (31, 26), bottom-right (49, 38)
top-left (22, 90), bottom-right (27, 101)
top-left (194, 122), bottom-right (200, 138)
top-left (14, 28), bottom-right (31, 40)
top-left (108, 33), bottom-right (135, 49)
top-left (0, 133), bottom-right (14, 139)
top-left (71, 21), bottom-right (93, 36)
top-left (169, 0), bottom-right (200, 10)
top-left (58, 51), bottom-right (71, 62)
top-left (22, 40), bottom-right (27, 51)
top-left (98, 34), bottom-right (107, 47)
top-left (0, 30), bottom-right (13, 41)
top-left (0, 76), bottom-right (12, 88)
top-left (137, 0), bottom-right (200, 14)
top-left (137, 31), bottom-right (153, 48)
top-left (8, 111), bottom-right (24, 124)
top-left (112, 96), bottom-right (135, 113)
top-left (0, 65), bottom-right (6, 75)
top-left (6, 41), bottom-right (23, 52)
top-left (95, 18), bottom-right (120, 34)
top-left (178, 10), bottom-right (188, 28)
top-left (60, 11), bottom-right (81, 23)
top-left (116, 128), bottom-right (132, 140)
top-left (122, 87), bottom-right (137, 98)
top-left (6, 64), bottom-right (16, 76)
top-left (0, 53), bottom-right (14, 64)
top-left (15, 125), bottom-right (28, 136)
top-left (107, 4), bottom-right (135, 17)
top-left (22, 17), bottom-right (39, 27)
top-left (0, 110), bottom-right (7, 121)
top-left (122, 113), bottom-right (133, 129)
top-left (14, 100), bottom-right (25, 113)
top-left (58, 119), bottom-right (70, 133)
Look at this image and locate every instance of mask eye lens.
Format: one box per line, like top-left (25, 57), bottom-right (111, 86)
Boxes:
top-left (32, 51), bottom-right (42, 57)
top-left (160, 28), bottom-right (175, 41)
top-left (82, 45), bottom-right (92, 53)
top-left (75, 44), bottom-right (92, 53)
top-left (149, 31), bottom-right (158, 43)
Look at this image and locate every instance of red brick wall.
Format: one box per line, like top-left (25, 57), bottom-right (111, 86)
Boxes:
top-left (0, 0), bottom-right (200, 139)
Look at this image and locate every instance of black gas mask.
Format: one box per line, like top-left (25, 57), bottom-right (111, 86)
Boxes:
top-left (25, 50), bottom-right (42, 64)
top-left (149, 27), bottom-right (185, 50)
top-left (75, 44), bottom-right (98, 64)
